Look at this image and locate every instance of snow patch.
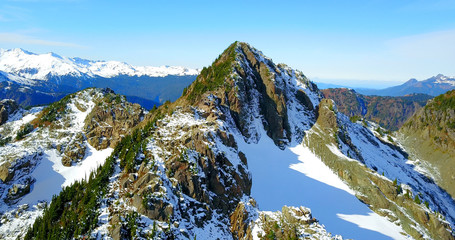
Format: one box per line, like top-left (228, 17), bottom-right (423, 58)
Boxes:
top-left (337, 213), bottom-right (410, 240)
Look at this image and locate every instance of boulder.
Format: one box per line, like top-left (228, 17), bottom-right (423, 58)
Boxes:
top-left (0, 163), bottom-right (14, 183)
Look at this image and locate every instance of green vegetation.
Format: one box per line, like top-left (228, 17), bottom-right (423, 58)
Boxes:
top-left (123, 211), bottom-right (139, 239)
top-left (185, 42), bottom-right (238, 102)
top-left (15, 123), bottom-right (34, 140)
top-left (0, 136), bottom-right (11, 146)
top-left (117, 129), bottom-right (147, 173)
top-left (387, 135), bottom-right (394, 143)
top-left (393, 178), bottom-right (402, 194)
top-left (33, 93), bottom-right (74, 126)
top-left (447, 121), bottom-right (455, 129)
top-left (350, 115), bottom-right (361, 123)
top-left (375, 127), bottom-right (384, 137)
top-left (427, 90), bottom-right (455, 111)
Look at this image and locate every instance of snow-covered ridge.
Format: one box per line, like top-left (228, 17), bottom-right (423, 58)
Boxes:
top-left (432, 74), bottom-right (455, 86)
top-left (0, 48), bottom-right (199, 82)
top-left (0, 89), bottom-right (113, 239)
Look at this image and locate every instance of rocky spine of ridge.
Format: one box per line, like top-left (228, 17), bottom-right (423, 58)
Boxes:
top-left (27, 88), bottom-right (145, 166)
top-left (0, 87), bottom-right (145, 184)
top-left (84, 88), bottom-right (145, 150)
top-left (178, 41), bottom-right (320, 147)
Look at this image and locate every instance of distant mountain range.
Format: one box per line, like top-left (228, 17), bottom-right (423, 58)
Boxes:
top-left (356, 74), bottom-right (455, 96)
top-left (0, 48), bottom-right (199, 108)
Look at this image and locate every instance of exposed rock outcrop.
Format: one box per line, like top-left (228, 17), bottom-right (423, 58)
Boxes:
top-left (0, 99), bottom-right (19, 125)
top-left (0, 162), bottom-right (14, 183)
top-left (84, 93), bottom-right (145, 150)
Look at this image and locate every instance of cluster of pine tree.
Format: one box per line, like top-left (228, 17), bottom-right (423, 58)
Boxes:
top-left (23, 154), bottom-right (115, 239)
top-left (185, 42), bottom-right (237, 102)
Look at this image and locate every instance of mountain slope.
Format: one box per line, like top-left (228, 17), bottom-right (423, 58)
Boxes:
top-left (0, 88), bottom-right (145, 239)
top-left (400, 89), bottom-right (455, 199)
top-left (0, 48), bottom-right (198, 107)
top-left (22, 42), bottom-right (455, 240)
top-left (322, 88), bottom-right (432, 130)
top-left (357, 74), bottom-right (455, 97)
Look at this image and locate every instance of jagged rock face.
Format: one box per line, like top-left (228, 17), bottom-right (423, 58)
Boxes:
top-left (84, 93), bottom-right (145, 150)
top-left (182, 42), bottom-right (321, 147)
top-left (110, 106), bottom-right (253, 238)
top-left (232, 43), bottom-right (320, 146)
top-left (60, 133), bottom-right (86, 166)
top-left (0, 99), bottom-right (19, 125)
top-left (252, 206), bottom-right (339, 240)
top-left (5, 177), bottom-right (34, 204)
top-left (230, 201), bottom-right (255, 240)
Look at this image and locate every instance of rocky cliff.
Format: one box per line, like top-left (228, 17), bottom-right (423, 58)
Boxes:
top-left (322, 88), bottom-right (432, 130)
top-left (400, 89), bottom-right (455, 199)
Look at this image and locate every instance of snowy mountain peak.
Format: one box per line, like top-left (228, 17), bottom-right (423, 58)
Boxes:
top-left (0, 48), bottom-right (34, 56)
top-left (429, 74), bottom-right (455, 86)
top-left (0, 48), bottom-right (199, 82)
top-left (181, 41), bottom-right (322, 147)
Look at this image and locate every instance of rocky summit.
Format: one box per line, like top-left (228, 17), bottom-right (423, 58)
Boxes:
top-left (1, 42), bottom-right (455, 240)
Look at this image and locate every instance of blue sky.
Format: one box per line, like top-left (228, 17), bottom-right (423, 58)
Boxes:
top-left (1, 0), bottom-right (455, 87)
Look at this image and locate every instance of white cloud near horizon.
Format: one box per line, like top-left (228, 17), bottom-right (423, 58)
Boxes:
top-left (0, 32), bottom-right (86, 48)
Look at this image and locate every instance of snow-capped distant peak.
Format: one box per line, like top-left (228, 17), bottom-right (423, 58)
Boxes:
top-left (432, 74), bottom-right (455, 86)
top-left (0, 48), bottom-right (199, 82)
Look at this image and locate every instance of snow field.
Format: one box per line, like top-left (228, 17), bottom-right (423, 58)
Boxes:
top-left (235, 129), bottom-right (410, 240)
